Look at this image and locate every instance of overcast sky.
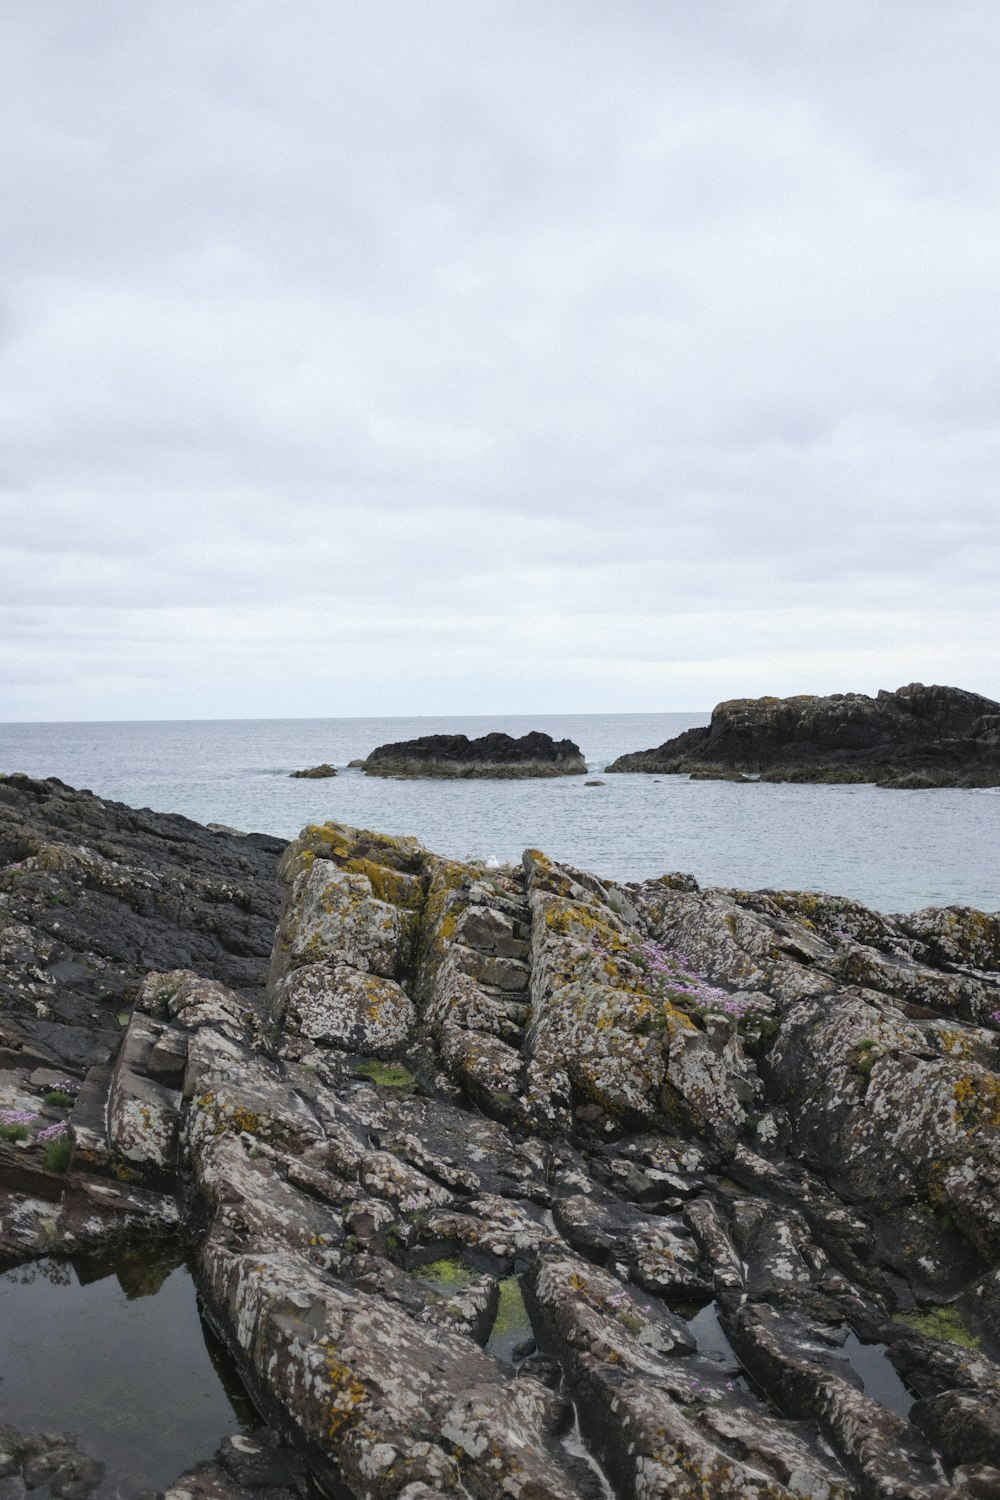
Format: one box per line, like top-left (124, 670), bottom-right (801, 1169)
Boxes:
top-left (2, 1), bottom-right (998, 721)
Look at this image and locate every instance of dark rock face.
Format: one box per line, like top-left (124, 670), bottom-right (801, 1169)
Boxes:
top-left (3, 784), bottom-right (1000, 1498)
top-left (289, 763), bottom-right (337, 779)
top-left (607, 682), bottom-right (1000, 786)
top-left (363, 730), bottom-right (587, 778)
top-left (0, 773), bottom-right (284, 1075)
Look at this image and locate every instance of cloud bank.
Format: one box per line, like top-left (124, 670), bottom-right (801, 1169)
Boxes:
top-left (2, 1), bottom-right (998, 718)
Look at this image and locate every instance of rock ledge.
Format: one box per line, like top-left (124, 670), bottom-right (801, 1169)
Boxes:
top-left (607, 682), bottom-right (1000, 786)
top-left (363, 730), bottom-right (586, 778)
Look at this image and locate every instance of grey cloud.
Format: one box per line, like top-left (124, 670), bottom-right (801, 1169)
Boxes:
top-left (1, 1), bottom-right (998, 717)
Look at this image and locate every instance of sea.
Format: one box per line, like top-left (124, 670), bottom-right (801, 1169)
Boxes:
top-left (1, 713), bottom-right (997, 914)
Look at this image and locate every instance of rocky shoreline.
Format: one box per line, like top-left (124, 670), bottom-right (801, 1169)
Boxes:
top-left (607, 683), bottom-right (1000, 787)
top-left (362, 731), bottom-right (587, 779)
top-left (2, 773), bottom-right (1000, 1498)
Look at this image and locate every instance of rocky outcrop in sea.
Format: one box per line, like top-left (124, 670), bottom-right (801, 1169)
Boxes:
top-left (607, 683), bottom-right (1000, 787)
top-left (2, 772), bottom-right (1000, 1498)
top-left (362, 730), bottom-right (587, 778)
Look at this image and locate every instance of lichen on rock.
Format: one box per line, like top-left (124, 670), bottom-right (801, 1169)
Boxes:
top-left (3, 780), bottom-right (1000, 1500)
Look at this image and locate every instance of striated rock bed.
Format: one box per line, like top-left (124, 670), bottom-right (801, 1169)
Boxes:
top-left (362, 731), bottom-right (587, 779)
top-left (607, 683), bottom-right (1000, 787)
top-left (2, 776), bottom-right (1000, 1497)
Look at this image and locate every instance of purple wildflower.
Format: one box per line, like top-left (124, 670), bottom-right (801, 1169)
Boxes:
top-left (36, 1121), bottom-right (68, 1143)
top-left (626, 940), bottom-right (764, 1020)
top-left (0, 1108), bottom-right (39, 1126)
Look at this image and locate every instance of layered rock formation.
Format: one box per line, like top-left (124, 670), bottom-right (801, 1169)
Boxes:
top-left (362, 731), bottom-right (587, 778)
top-left (2, 775), bottom-right (1000, 1498)
top-left (607, 683), bottom-right (1000, 786)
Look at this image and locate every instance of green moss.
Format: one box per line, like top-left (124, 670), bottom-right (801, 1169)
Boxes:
top-left (413, 1257), bottom-right (477, 1293)
top-left (896, 1305), bottom-right (980, 1349)
top-left (356, 1060), bottom-right (417, 1090)
top-left (491, 1276), bottom-right (530, 1337)
top-left (484, 1275), bottom-right (533, 1361)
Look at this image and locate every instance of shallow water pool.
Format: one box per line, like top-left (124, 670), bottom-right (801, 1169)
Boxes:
top-left (0, 1246), bottom-right (259, 1498)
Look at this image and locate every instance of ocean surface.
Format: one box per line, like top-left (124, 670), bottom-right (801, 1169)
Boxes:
top-left (2, 713), bottom-right (998, 913)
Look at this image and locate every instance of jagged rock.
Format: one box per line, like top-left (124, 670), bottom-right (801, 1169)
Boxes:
top-left (607, 681), bottom-right (1000, 785)
top-left (107, 1013), bottom-right (183, 1176)
top-left (289, 763), bottom-right (337, 778)
top-left (362, 731), bottom-right (587, 779)
top-left (3, 784), bottom-right (1000, 1499)
top-left (279, 962), bottom-right (416, 1054)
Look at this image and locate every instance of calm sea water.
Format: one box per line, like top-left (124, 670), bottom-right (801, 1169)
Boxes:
top-left (2, 713), bottom-right (998, 913)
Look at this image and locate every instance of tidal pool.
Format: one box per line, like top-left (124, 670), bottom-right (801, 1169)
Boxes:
top-left (0, 1246), bottom-right (260, 1498)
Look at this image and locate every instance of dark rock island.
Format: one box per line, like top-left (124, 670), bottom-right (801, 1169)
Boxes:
top-left (2, 772), bottom-right (1000, 1497)
top-left (608, 681), bottom-right (1000, 787)
top-left (290, 762), bottom-right (338, 778)
top-left (362, 729), bottom-right (587, 778)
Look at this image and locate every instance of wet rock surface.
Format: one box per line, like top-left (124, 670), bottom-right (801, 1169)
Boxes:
top-left (607, 682), bottom-right (1000, 786)
top-left (362, 731), bottom-right (587, 779)
top-left (0, 1424), bottom-right (104, 1500)
top-left (2, 777), bottom-right (1000, 1497)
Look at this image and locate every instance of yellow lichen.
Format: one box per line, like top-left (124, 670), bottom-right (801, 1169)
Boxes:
top-left (938, 1029), bottom-right (979, 1060)
top-left (323, 1349), bottom-right (368, 1437)
top-left (231, 1105), bottom-right (263, 1135)
top-left (112, 1162), bottom-right (143, 1183)
top-left (339, 857), bottom-right (424, 909)
top-left (953, 1073), bottom-right (1000, 1132)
